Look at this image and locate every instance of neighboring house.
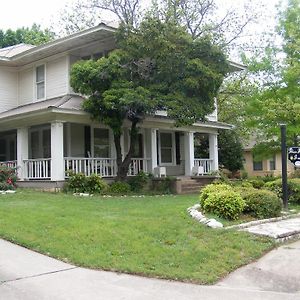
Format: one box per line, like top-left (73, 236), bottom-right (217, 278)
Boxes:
top-left (243, 142), bottom-right (294, 177)
top-left (0, 24), bottom-right (244, 187)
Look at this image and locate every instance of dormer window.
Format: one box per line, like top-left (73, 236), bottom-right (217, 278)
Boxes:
top-left (36, 65), bottom-right (45, 100)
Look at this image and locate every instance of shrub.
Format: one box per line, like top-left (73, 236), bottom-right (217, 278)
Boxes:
top-left (128, 171), bottom-right (149, 192)
top-left (265, 178), bottom-right (300, 203)
top-left (247, 179), bottom-right (265, 189)
top-left (0, 165), bottom-right (17, 190)
top-left (199, 183), bottom-right (232, 207)
top-left (86, 173), bottom-right (108, 194)
top-left (66, 172), bottom-right (87, 193)
top-left (109, 181), bottom-right (131, 194)
top-left (151, 176), bottom-right (176, 194)
top-left (202, 190), bottom-right (245, 220)
top-left (242, 189), bottom-right (282, 219)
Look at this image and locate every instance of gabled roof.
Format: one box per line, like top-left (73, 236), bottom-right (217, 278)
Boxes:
top-left (0, 23), bottom-right (116, 67)
top-left (0, 23), bottom-right (246, 71)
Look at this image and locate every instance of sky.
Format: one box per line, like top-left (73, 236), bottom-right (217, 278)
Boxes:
top-left (0, 0), bottom-right (282, 32)
top-left (0, 0), bottom-right (72, 30)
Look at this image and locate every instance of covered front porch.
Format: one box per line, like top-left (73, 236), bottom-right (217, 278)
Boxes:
top-left (0, 122), bottom-right (218, 181)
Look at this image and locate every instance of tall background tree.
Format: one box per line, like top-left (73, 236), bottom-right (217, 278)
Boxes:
top-left (0, 24), bottom-right (54, 48)
top-left (239, 0), bottom-right (300, 159)
top-left (70, 18), bottom-right (228, 180)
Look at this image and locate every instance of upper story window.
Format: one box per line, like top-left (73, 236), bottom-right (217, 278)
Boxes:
top-left (36, 65), bottom-right (45, 100)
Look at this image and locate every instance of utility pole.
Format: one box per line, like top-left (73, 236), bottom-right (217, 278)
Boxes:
top-left (280, 124), bottom-right (288, 210)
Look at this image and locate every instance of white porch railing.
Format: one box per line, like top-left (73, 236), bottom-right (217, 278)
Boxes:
top-left (128, 158), bottom-right (149, 176)
top-left (64, 158), bottom-right (117, 177)
top-left (23, 158), bottom-right (51, 179)
top-left (194, 159), bottom-right (213, 174)
top-left (64, 157), bottom-right (150, 177)
top-left (0, 160), bottom-right (17, 169)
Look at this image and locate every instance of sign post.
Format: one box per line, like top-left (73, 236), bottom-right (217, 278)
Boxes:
top-left (280, 124), bottom-right (288, 210)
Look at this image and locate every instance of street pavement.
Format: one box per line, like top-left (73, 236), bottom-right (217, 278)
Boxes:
top-left (1, 238), bottom-right (300, 299)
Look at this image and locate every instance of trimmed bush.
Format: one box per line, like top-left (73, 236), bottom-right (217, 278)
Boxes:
top-left (128, 171), bottom-right (149, 192)
top-left (265, 178), bottom-right (300, 203)
top-left (247, 179), bottom-right (265, 189)
top-left (199, 183), bottom-right (232, 207)
top-left (66, 172), bottom-right (87, 193)
top-left (86, 173), bottom-right (108, 194)
top-left (0, 165), bottom-right (17, 190)
top-left (66, 172), bottom-right (107, 194)
top-left (243, 189), bottom-right (282, 218)
top-left (202, 190), bottom-right (245, 220)
top-left (109, 181), bottom-right (131, 194)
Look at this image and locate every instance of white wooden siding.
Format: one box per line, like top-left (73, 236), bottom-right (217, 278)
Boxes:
top-left (18, 67), bottom-right (34, 105)
top-left (0, 68), bottom-right (18, 112)
top-left (46, 56), bottom-right (68, 98)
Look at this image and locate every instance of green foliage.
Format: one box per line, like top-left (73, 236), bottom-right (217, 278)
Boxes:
top-left (70, 17), bottom-right (228, 180)
top-left (128, 171), bottom-right (149, 192)
top-left (218, 129), bottom-right (244, 174)
top-left (0, 24), bottom-right (54, 48)
top-left (265, 178), bottom-right (300, 203)
top-left (247, 178), bottom-right (265, 189)
top-left (242, 189), bottom-right (282, 218)
top-left (109, 181), bottom-right (131, 194)
top-left (85, 173), bottom-right (108, 194)
top-left (202, 190), bottom-right (245, 220)
top-left (0, 165), bottom-right (17, 190)
top-left (66, 172), bottom-right (107, 194)
top-left (151, 177), bottom-right (176, 194)
top-left (66, 172), bottom-right (87, 193)
top-left (199, 183), bottom-right (232, 207)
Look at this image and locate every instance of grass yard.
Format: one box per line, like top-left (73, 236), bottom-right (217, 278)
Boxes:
top-left (0, 190), bottom-right (275, 284)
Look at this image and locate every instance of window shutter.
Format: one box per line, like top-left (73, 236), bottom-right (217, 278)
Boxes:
top-left (175, 132), bottom-right (181, 165)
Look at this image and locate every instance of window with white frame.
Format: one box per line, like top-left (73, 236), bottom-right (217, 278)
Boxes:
top-left (36, 65), bottom-right (45, 100)
top-left (159, 132), bottom-right (174, 164)
top-left (94, 128), bottom-right (110, 157)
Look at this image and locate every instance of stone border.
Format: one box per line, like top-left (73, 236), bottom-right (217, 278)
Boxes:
top-left (187, 204), bottom-right (223, 228)
top-left (225, 212), bottom-right (300, 230)
top-left (187, 203), bottom-right (300, 233)
top-left (0, 190), bottom-right (16, 195)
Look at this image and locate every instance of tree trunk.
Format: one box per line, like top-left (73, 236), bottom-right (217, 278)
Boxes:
top-left (115, 120), bottom-right (139, 181)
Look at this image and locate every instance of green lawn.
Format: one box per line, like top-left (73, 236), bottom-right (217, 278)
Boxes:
top-left (0, 190), bottom-right (275, 284)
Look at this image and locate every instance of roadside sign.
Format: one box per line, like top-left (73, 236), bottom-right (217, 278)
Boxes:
top-left (288, 147), bottom-right (300, 166)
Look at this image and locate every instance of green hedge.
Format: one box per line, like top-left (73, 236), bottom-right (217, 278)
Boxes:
top-left (202, 190), bottom-right (245, 220)
top-left (243, 189), bottom-right (282, 218)
top-left (265, 178), bottom-right (300, 203)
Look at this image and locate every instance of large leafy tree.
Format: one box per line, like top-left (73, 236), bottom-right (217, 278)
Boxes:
top-left (0, 24), bottom-right (54, 48)
top-left (70, 18), bottom-right (228, 180)
top-left (242, 0), bottom-right (300, 158)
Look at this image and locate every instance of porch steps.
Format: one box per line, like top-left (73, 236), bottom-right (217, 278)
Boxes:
top-left (179, 177), bottom-right (216, 194)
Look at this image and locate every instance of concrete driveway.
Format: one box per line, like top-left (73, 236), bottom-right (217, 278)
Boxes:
top-left (0, 239), bottom-right (300, 300)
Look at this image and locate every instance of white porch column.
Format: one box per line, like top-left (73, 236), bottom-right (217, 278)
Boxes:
top-left (150, 128), bottom-right (158, 172)
top-left (209, 133), bottom-right (218, 172)
top-left (184, 131), bottom-right (194, 176)
top-left (51, 121), bottom-right (65, 181)
top-left (17, 127), bottom-right (28, 181)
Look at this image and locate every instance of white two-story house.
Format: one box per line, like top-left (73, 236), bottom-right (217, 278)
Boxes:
top-left (0, 23), bottom-right (243, 189)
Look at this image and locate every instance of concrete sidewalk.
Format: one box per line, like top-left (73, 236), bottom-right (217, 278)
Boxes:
top-left (0, 239), bottom-right (300, 300)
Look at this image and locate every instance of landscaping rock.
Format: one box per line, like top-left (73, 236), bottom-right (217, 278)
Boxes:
top-left (187, 204), bottom-right (224, 229)
top-left (206, 219), bottom-right (223, 228)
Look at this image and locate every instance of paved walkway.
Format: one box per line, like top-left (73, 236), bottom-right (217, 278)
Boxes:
top-left (241, 216), bottom-right (300, 240)
top-left (1, 239), bottom-right (300, 299)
